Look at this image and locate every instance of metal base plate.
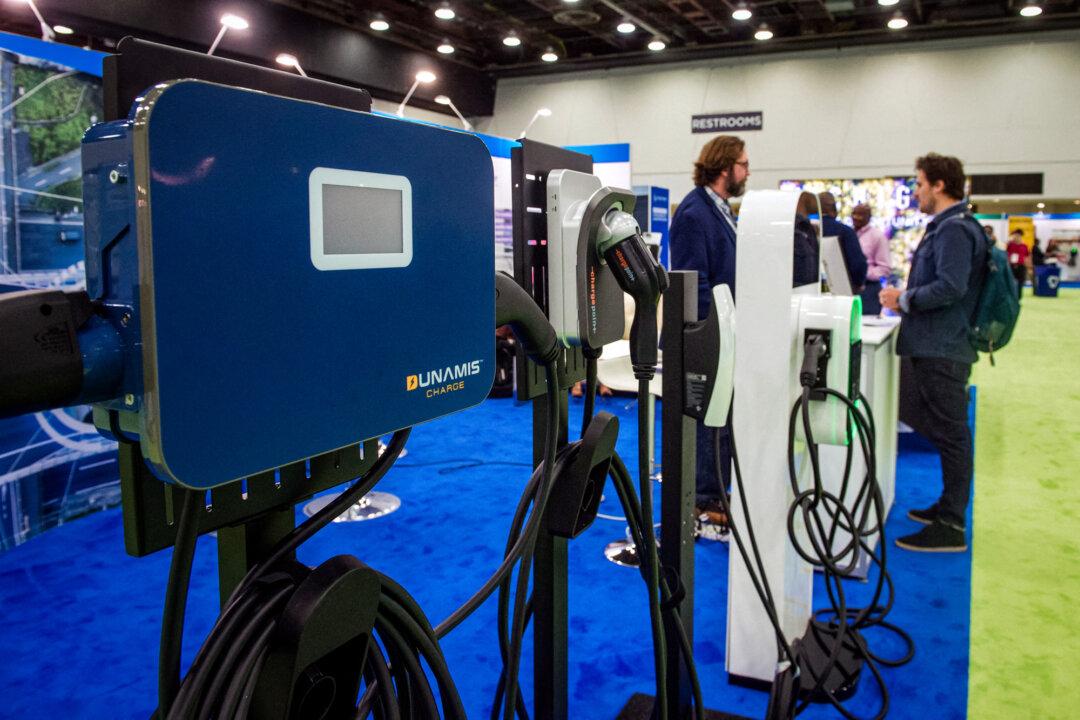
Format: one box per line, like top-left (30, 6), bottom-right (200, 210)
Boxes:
top-left (604, 539), bottom-right (640, 567)
top-left (303, 490), bottom-right (401, 523)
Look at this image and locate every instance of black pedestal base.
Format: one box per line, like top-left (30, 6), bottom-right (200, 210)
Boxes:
top-left (616, 692), bottom-right (750, 720)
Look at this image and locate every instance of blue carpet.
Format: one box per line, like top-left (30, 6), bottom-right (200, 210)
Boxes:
top-left (0, 394), bottom-right (971, 719)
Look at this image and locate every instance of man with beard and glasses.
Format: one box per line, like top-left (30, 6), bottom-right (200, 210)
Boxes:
top-left (670, 135), bottom-right (750, 541)
top-left (880, 152), bottom-right (986, 553)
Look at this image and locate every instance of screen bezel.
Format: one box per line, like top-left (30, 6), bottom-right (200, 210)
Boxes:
top-left (309, 167), bottom-right (413, 270)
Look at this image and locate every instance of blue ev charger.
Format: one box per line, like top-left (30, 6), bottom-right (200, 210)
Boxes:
top-left (81, 80), bottom-right (494, 489)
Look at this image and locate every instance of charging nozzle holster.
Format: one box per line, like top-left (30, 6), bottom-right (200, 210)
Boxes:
top-left (0, 288), bottom-right (122, 418)
top-left (682, 284), bottom-right (735, 427)
top-left (546, 411), bottom-right (619, 539)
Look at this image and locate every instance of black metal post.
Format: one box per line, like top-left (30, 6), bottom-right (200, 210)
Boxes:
top-left (660, 270), bottom-right (699, 718)
top-left (532, 382), bottom-right (570, 720)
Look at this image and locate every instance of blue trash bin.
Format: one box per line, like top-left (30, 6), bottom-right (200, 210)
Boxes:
top-left (1034, 264), bottom-right (1061, 297)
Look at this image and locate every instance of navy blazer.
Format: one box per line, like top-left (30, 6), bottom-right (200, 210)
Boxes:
top-left (821, 216), bottom-right (869, 290)
top-left (669, 186), bottom-right (737, 320)
top-left (897, 203), bottom-right (986, 365)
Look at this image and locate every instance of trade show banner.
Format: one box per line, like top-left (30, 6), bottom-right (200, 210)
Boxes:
top-left (779, 176), bottom-right (925, 279)
top-left (0, 33), bottom-right (115, 551)
top-left (1008, 215), bottom-right (1035, 248)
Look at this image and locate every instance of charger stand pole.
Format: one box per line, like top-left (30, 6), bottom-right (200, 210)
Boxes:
top-left (726, 190), bottom-right (814, 684)
top-left (659, 270), bottom-right (701, 717)
top-left (532, 366), bottom-right (571, 719)
top-left (511, 139), bottom-right (593, 719)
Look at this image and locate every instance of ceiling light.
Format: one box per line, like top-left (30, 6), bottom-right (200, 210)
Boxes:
top-left (435, 4), bottom-right (455, 20)
top-left (617, 21), bottom-right (636, 34)
top-left (541, 49), bottom-right (559, 62)
top-left (370, 19), bottom-right (390, 31)
top-left (1074, 200), bottom-right (1080, 205)
top-left (519, 107), bottom-right (553, 138)
top-left (1020, 3), bottom-right (1044, 17)
top-left (434, 95), bottom-right (472, 130)
top-left (437, 42), bottom-right (455, 54)
top-left (877, 0), bottom-right (899, 6)
top-left (275, 53), bottom-right (307, 77)
top-left (648, 38), bottom-right (666, 51)
top-left (220, 13), bottom-right (249, 30)
top-left (396, 72), bottom-right (437, 118)
top-left (53, 24), bottom-right (73, 35)
top-left (754, 25), bottom-right (773, 41)
top-left (887, 13), bottom-right (908, 30)
top-left (1037, 202), bottom-right (1046, 209)
top-left (732, 3), bottom-right (752, 21)
top-left (503, 33), bottom-right (522, 47)
top-left (208, 13), bottom-right (249, 55)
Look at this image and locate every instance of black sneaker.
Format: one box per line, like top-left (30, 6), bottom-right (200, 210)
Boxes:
top-left (895, 521), bottom-right (967, 553)
top-left (907, 505), bottom-right (938, 525)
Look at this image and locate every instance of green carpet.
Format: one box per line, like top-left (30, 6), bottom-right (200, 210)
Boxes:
top-left (968, 287), bottom-right (1080, 718)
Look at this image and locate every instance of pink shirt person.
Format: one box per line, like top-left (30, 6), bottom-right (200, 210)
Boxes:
top-left (851, 204), bottom-right (891, 281)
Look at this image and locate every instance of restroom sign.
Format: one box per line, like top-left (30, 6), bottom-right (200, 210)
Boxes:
top-left (691, 111), bottom-right (764, 133)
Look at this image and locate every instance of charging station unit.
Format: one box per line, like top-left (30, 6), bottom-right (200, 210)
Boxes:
top-left (82, 79), bottom-right (494, 490)
top-left (725, 190), bottom-right (861, 685)
top-left (545, 169), bottom-right (628, 351)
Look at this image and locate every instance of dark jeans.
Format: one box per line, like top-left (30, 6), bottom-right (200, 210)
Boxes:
top-left (696, 421), bottom-right (731, 507)
top-left (1011, 265), bottom-right (1026, 301)
top-left (899, 356), bottom-right (973, 529)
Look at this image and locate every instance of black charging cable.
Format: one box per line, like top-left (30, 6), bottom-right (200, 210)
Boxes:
top-left (714, 337), bottom-right (914, 720)
top-left (156, 431), bottom-right (459, 720)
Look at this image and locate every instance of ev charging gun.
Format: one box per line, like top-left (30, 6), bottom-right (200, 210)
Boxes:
top-left (682, 284), bottom-right (735, 426)
top-left (594, 204), bottom-right (669, 379)
top-left (0, 288), bottom-right (123, 418)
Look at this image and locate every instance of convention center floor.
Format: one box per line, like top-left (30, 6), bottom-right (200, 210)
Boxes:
top-left (967, 287), bottom-right (1080, 719)
top-left (0, 289), bottom-right (1074, 718)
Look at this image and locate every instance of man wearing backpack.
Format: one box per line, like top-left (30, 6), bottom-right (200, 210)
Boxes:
top-left (879, 153), bottom-right (987, 552)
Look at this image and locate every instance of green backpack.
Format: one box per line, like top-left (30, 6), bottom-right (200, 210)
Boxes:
top-left (958, 214), bottom-right (1020, 364)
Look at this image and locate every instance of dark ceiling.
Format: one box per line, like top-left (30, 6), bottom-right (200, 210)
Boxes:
top-left (270, 0), bottom-right (1080, 75)
top-left (1, 0), bottom-right (1077, 116)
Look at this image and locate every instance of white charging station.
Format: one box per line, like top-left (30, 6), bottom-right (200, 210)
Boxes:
top-left (726, 190), bottom-right (861, 683)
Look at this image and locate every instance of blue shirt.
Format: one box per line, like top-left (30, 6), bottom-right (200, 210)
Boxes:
top-left (896, 202), bottom-right (986, 364)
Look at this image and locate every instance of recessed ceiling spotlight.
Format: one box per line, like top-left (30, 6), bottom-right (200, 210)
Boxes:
top-left (437, 42), bottom-right (455, 54)
top-left (648, 38), bottom-right (666, 51)
top-left (1020, 3), bottom-right (1044, 17)
top-left (503, 32), bottom-right (521, 47)
top-left (541, 48), bottom-right (559, 62)
top-left (732, 3), bottom-right (752, 21)
top-left (53, 24), bottom-right (74, 35)
top-left (617, 21), bottom-right (636, 34)
top-left (887, 12), bottom-right (908, 29)
top-left (435, 4), bottom-right (455, 20)
top-left (1037, 202), bottom-right (1046, 209)
top-left (370, 18), bottom-right (390, 31)
top-left (878, 0), bottom-right (899, 6)
top-left (754, 24), bottom-right (773, 41)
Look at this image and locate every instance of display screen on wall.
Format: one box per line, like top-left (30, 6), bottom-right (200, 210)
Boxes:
top-left (0, 34), bottom-right (117, 552)
top-left (778, 176), bottom-right (926, 279)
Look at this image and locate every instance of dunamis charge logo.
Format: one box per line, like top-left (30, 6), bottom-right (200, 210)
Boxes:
top-left (406, 360), bottom-right (483, 398)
